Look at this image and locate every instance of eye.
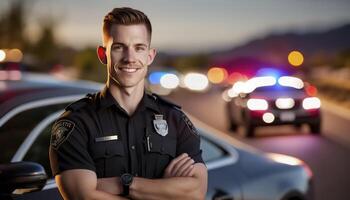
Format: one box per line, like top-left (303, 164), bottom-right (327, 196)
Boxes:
top-left (136, 46), bottom-right (146, 52)
top-left (112, 45), bottom-right (123, 51)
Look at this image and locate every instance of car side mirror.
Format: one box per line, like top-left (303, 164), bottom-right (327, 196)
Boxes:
top-left (0, 161), bottom-right (47, 195)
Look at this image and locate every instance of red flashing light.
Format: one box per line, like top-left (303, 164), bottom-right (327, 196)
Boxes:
top-left (306, 85), bottom-right (317, 96)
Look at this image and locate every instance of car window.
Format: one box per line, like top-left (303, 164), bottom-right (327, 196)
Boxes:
top-left (0, 103), bottom-right (69, 164)
top-left (200, 136), bottom-right (227, 163)
top-left (23, 121), bottom-right (55, 178)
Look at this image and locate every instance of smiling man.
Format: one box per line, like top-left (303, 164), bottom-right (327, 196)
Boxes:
top-left (49, 7), bottom-right (207, 200)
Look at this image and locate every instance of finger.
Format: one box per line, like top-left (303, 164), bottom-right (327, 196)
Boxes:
top-left (175, 159), bottom-right (194, 177)
top-left (166, 153), bottom-right (189, 176)
top-left (183, 164), bottom-right (195, 177)
top-left (172, 157), bottom-right (192, 176)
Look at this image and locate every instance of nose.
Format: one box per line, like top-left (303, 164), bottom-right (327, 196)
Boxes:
top-left (123, 48), bottom-right (137, 63)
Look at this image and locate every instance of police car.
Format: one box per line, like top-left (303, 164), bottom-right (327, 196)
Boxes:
top-left (226, 75), bottom-right (321, 137)
top-left (0, 72), bottom-right (313, 200)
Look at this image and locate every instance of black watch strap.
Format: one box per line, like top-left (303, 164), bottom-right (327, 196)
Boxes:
top-left (123, 184), bottom-right (129, 196)
top-left (121, 173), bottom-right (133, 196)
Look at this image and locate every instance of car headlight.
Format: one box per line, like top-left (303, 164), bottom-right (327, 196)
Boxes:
top-left (302, 97), bottom-right (321, 110)
top-left (275, 98), bottom-right (295, 109)
top-left (247, 99), bottom-right (268, 110)
top-left (267, 153), bottom-right (313, 178)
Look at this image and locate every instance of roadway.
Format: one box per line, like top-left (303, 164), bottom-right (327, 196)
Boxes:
top-left (168, 88), bottom-right (350, 200)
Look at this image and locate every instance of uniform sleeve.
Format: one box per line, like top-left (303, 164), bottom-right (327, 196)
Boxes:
top-left (176, 111), bottom-right (204, 164)
top-left (49, 113), bottom-right (95, 176)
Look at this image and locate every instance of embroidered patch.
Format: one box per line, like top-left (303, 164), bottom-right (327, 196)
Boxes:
top-left (51, 120), bottom-right (75, 150)
top-left (182, 114), bottom-right (198, 136)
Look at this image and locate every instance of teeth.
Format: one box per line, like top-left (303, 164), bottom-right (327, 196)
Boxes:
top-left (120, 68), bottom-right (138, 73)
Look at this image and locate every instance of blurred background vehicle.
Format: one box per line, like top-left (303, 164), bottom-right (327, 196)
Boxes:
top-left (0, 73), bottom-right (313, 200)
top-left (226, 75), bottom-right (321, 137)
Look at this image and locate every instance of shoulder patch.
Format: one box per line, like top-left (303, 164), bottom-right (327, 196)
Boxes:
top-left (181, 113), bottom-right (199, 137)
top-left (50, 119), bottom-right (75, 150)
top-left (152, 93), bottom-right (181, 110)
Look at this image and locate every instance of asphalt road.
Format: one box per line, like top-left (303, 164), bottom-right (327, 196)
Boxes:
top-left (168, 88), bottom-right (350, 200)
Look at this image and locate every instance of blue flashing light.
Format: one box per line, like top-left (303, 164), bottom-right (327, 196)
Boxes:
top-left (148, 71), bottom-right (167, 85)
top-left (256, 68), bottom-right (285, 79)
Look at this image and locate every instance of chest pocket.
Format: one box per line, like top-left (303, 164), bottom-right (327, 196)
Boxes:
top-left (90, 140), bottom-right (126, 178)
top-left (144, 132), bottom-right (176, 178)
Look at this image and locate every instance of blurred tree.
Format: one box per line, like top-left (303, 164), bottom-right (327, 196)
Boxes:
top-left (335, 49), bottom-right (350, 69)
top-left (0, 0), bottom-right (28, 50)
top-left (172, 54), bottom-right (209, 72)
top-left (307, 51), bottom-right (333, 67)
top-left (74, 48), bottom-right (106, 82)
top-left (31, 17), bottom-right (60, 71)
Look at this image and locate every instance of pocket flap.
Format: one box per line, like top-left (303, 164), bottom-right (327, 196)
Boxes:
top-left (91, 140), bottom-right (125, 159)
top-left (148, 134), bottom-right (176, 157)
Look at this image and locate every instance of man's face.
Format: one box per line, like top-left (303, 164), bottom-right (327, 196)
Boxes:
top-left (106, 24), bottom-right (155, 88)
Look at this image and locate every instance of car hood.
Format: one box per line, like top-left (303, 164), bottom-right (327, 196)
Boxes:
top-left (236, 148), bottom-right (303, 178)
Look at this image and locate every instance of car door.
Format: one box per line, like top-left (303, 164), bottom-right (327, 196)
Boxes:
top-left (0, 96), bottom-right (85, 200)
top-left (199, 131), bottom-right (244, 200)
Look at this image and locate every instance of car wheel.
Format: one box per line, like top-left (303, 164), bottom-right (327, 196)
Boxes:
top-left (244, 124), bottom-right (255, 138)
top-left (309, 122), bottom-right (321, 134)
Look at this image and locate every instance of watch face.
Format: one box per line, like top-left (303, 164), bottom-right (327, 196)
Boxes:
top-left (122, 173), bottom-right (133, 186)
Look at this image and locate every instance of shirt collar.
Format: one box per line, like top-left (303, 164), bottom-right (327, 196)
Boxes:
top-left (98, 86), bottom-right (117, 110)
top-left (98, 86), bottom-right (160, 113)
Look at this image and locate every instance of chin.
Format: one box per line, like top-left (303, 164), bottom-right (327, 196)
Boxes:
top-left (120, 80), bottom-right (145, 89)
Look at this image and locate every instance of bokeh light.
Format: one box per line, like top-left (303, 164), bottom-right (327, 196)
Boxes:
top-left (263, 112), bottom-right (275, 123)
top-left (302, 97), bottom-right (321, 110)
top-left (184, 73), bottom-right (209, 91)
top-left (207, 67), bottom-right (228, 84)
top-left (275, 98), bottom-right (295, 109)
top-left (160, 73), bottom-right (179, 89)
top-left (148, 71), bottom-right (167, 85)
top-left (278, 76), bottom-right (304, 89)
top-left (227, 72), bottom-right (244, 84)
top-left (305, 85), bottom-right (318, 96)
top-left (0, 50), bottom-right (6, 62)
top-left (288, 50), bottom-right (304, 67)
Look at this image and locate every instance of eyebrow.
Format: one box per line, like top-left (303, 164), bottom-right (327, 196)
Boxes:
top-left (112, 42), bottom-right (149, 48)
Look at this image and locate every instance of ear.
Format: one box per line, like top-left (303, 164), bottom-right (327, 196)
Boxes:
top-left (147, 48), bottom-right (157, 66)
top-left (97, 46), bottom-right (107, 65)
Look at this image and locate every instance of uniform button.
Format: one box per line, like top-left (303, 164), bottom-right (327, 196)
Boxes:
top-left (131, 145), bottom-right (135, 150)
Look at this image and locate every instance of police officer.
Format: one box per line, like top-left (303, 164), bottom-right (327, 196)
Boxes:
top-left (49, 7), bottom-right (207, 200)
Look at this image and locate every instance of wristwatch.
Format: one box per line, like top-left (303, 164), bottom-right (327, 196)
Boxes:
top-left (120, 173), bottom-right (134, 196)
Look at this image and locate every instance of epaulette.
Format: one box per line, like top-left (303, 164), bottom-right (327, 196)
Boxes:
top-left (151, 93), bottom-right (181, 110)
top-left (65, 93), bottom-right (94, 112)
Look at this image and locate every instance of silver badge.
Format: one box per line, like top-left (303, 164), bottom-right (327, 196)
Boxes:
top-left (153, 114), bottom-right (168, 136)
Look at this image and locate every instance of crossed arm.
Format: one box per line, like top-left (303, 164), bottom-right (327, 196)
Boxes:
top-left (56, 153), bottom-right (208, 200)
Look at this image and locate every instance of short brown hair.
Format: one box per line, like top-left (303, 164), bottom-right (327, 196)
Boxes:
top-left (102, 7), bottom-right (152, 46)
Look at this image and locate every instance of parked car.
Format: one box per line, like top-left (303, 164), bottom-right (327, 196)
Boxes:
top-left (226, 76), bottom-right (321, 137)
top-left (0, 72), bottom-right (313, 200)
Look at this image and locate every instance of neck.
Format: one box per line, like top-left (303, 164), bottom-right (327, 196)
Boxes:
top-left (107, 81), bottom-right (145, 116)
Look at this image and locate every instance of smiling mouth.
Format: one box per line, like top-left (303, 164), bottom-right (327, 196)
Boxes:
top-left (117, 66), bottom-right (142, 73)
top-left (120, 67), bottom-right (138, 73)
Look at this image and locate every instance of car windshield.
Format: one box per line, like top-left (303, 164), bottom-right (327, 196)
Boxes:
top-left (253, 85), bottom-right (303, 93)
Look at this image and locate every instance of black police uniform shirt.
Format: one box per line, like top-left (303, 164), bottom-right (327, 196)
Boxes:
top-left (49, 87), bottom-right (204, 179)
